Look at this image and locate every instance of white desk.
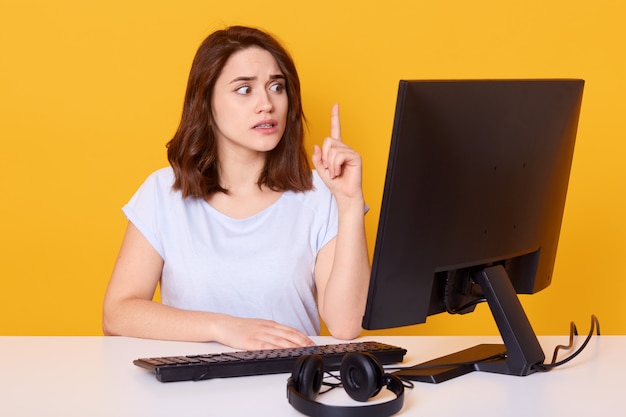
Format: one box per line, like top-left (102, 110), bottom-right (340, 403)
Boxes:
top-left (0, 335), bottom-right (621, 416)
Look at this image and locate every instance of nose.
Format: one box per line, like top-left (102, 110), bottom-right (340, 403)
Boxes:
top-left (257, 91), bottom-right (273, 113)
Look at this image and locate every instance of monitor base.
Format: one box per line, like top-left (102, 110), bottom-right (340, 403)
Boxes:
top-left (392, 343), bottom-right (507, 383)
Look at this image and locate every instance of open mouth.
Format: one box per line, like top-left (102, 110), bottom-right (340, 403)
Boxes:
top-left (253, 119), bottom-right (278, 130)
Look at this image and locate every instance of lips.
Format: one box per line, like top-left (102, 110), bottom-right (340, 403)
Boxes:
top-left (253, 119), bottom-right (277, 129)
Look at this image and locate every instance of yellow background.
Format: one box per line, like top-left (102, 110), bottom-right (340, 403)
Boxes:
top-left (1, 0), bottom-right (624, 336)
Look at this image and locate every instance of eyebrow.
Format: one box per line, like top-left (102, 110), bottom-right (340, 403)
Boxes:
top-left (229, 74), bottom-right (285, 84)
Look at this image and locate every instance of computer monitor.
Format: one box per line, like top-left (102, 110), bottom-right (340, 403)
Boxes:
top-left (362, 79), bottom-right (585, 382)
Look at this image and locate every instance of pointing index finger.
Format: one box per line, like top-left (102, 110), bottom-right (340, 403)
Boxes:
top-left (330, 103), bottom-right (342, 141)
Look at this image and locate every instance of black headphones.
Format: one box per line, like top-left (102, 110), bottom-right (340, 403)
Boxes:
top-left (287, 352), bottom-right (405, 417)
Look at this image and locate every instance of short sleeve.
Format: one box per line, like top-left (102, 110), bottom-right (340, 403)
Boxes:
top-left (122, 168), bottom-right (175, 258)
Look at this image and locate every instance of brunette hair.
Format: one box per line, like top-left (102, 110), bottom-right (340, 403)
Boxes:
top-left (166, 26), bottom-right (312, 198)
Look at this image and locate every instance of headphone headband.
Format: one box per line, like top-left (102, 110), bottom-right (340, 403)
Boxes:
top-left (286, 353), bottom-right (405, 417)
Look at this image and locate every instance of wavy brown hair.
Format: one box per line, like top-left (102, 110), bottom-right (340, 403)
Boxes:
top-left (166, 26), bottom-right (312, 198)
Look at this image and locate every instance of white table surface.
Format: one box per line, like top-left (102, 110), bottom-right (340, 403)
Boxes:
top-left (0, 335), bottom-right (621, 416)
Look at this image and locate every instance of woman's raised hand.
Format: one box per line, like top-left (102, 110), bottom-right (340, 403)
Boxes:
top-left (312, 104), bottom-right (364, 202)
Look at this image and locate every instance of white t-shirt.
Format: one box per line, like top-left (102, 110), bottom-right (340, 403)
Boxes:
top-left (122, 167), bottom-right (338, 335)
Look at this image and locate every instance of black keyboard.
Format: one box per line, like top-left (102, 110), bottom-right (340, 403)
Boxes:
top-left (134, 341), bottom-right (407, 382)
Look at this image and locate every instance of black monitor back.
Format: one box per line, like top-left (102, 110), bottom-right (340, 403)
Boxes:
top-left (363, 79), bottom-right (584, 330)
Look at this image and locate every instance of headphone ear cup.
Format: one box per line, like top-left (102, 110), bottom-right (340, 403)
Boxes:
top-left (291, 354), bottom-right (325, 400)
top-left (340, 352), bottom-right (385, 402)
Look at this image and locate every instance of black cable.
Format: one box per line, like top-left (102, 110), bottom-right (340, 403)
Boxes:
top-left (533, 314), bottom-right (600, 372)
top-left (446, 297), bottom-right (487, 315)
top-left (319, 369), bottom-right (415, 394)
top-left (550, 321), bottom-right (578, 365)
top-left (318, 371), bottom-right (343, 394)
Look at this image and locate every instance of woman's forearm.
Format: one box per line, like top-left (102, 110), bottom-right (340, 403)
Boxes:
top-left (318, 197), bottom-right (371, 339)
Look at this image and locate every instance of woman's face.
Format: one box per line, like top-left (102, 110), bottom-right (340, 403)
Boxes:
top-left (211, 46), bottom-right (289, 157)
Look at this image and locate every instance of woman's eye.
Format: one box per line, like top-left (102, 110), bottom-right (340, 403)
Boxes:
top-left (269, 83), bottom-right (285, 93)
top-left (236, 86), bottom-right (251, 95)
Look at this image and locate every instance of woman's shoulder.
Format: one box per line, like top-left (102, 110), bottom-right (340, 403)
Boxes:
top-left (144, 166), bottom-right (175, 184)
top-left (134, 167), bottom-right (175, 194)
top-left (128, 166), bottom-right (179, 204)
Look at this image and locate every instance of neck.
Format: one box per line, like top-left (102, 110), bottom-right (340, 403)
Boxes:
top-left (217, 152), bottom-right (267, 194)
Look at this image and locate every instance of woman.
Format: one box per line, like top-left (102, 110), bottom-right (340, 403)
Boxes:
top-left (102, 26), bottom-right (370, 351)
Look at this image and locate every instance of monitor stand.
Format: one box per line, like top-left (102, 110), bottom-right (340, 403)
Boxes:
top-left (393, 264), bottom-right (546, 383)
